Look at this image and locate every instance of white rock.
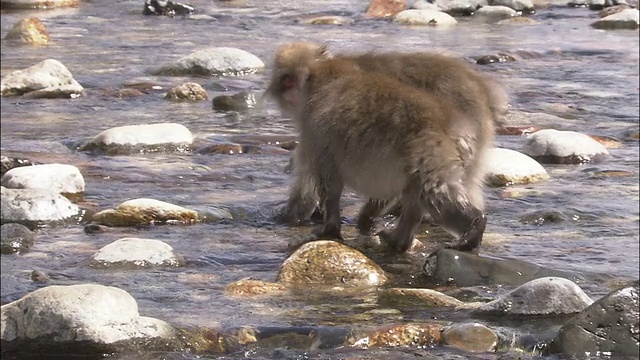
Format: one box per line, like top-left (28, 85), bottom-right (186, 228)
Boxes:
top-left (426, 0), bottom-right (489, 14)
top-left (484, 148), bottom-right (549, 186)
top-left (87, 123), bottom-right (193, 147)
top-left (474, 5), bottom-right (518, 21)
top-left (91, 198), bottom-right (199, 226)
top-left (0, 284), bottom-right (175, 343)
top-left (490, 0), bottom-right (534, 10)
top-left (1, 186), bottom-right (80, 223)
top-left (591, 8), bottom-right (639, 29)
top-left (393, 9), bottom-right (458, 26)
top-left (0, 59), bottom-right (84, 97)
top-left (521, 129), bottom-right (609, 163)
top-left (1, 163), bottom-right (84, 195)
top-left (477, 277), bottom-right (594, 315)
top-left (91, 238), bottom-right (184, 267)
top-left (153, 47), bottom-right (265, 76)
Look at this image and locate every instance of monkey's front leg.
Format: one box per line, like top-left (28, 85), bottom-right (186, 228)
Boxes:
top-left (425, 199), bottom-right (486, 252)
top-left (357, 199), bottom-right (387, 235)
top-left (449, 211), bottom-right (486, 252)
top-left (377, 188), bottom-right (423, 252)
top-left (313, 174), bottom-right (344, 241)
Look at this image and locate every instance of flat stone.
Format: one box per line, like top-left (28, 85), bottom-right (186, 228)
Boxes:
top-left (151, 47), bottom-right (265, 77)
top-left (80, 123), bottom-right (193, 154)
top-left (521, 129), bottom-right (609, 164)
top-left (0, 59), bottom-right (83, 98)
top-left (1, 163), bottom-right (85, 198)
top-left (1, 186), bottom-right (81, 226)
top-left (473, 5), bottom-right (518, 22)
top-left (442, 323), bottom-right (499, 352)
top-left (90, 238), bottom-right (185, 268)
top-left (91, 198), bottom-right (199, 226)
top-left (591, 8), bottom-right (639, 29)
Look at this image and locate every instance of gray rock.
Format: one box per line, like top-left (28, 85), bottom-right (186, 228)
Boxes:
top-left (410, 0), bottom-right (442, 11)
top-left (521, 129), bottom-right (610, 164)
top-left (1, 186), bottom-right (81, 226)
top-left (1, 163), bottom-right (85, 197)
top-left (90, 238), bottom-right (185, 268)
top-left (0, 59), bottom-right (83, 98)
top-left (591, 8), bottom-right (639, 29)
top-left (393, 9), bottom-right (458, 26)
top-left (424, 249), bottom-right (585, 287)
top-left (152, 47), bottom-right (265, 76)
top-left (476, 277), bottom-right (594, 315)
top-left (550, 281), bottom-right (639, 358)
top-left (0, 223), bottom-right (35, 254)
top-left (212, 91), bottom-right (258, 112)
top-left (0, 284), bottom-right (177, 354)
top-left (491, 0), bottom-right (534, 10)
top-left (428, 0), bottom-right (488, 15)
top-left (80, 123), bottom-right (193, 155)
top-left (473, 5), bottom-right (518, 22)
top-left (484, 148), bottom-right (549, 187)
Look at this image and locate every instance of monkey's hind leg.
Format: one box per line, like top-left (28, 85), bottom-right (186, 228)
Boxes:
top-left (424, 195), bottom-right (487, 252)
top-left (312, 174), bottom-right (344, 241)
top-left (377, 186), bottom-right (423, 253)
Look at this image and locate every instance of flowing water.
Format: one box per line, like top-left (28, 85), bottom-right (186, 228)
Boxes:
top-left (1, 0), bottom-right (639, 358)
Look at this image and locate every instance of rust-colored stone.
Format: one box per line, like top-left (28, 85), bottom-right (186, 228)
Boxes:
top-left (364, 0), bottom-right (406, 19)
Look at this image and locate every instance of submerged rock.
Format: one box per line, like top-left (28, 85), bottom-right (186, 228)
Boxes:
top-left (393, 9), bottom-right (458, 26)
top-left (348, 323), bottom-right (443, 348)
top-left (0, 223), bottom-right (35, 254)
top-left (90, 238), bottom-right (185, 268)
top-left (80, 123), bottom-right (193, 155)
top-left (378, 288), bottom-right (465, 308)
top-left (475, 277), bottom-right (594, 315)
top-left (475, 53), bottom-right (517, 65)
top-left (303, 15), bottom-right (353, 25)
top-left (277, 240), bottom-right (388, 287)
top-left (424, 249), bottom-right (584, 287)
top-left (4, 17), bottom-right (50, 45)
top-left (1, 163), bottom-right (85, 201)
top-left (1, 186), bottom-right (81, 227)
top-left (0, 59), bottom-right (84, 98)
top-left (550, 281), bottom-right (639, 358)
top-left (212, 91), bottom-right (258, 112)
top-left (484, 148), bottom-right (549, 187)
top-left (591, 8), bottom-right (639, 29)
top-left (441, 323), bottom-right (499, 353)
top-left (0, 284), bottom-right (178, 355)
top-left (522, 129), bottom-right (610, 164)
top-left (151, 47), bottom-right (265, 76)
top-left (91, 198), bottom-right (200, 226)
top-left (225, 279), bottom-right (289, 297)
top-left (165, 82), bottom-right (208, 101)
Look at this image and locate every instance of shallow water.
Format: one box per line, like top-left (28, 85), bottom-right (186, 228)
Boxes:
top-left (1, 0), bottom-right (639, 358)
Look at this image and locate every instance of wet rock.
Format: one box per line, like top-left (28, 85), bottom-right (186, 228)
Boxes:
top-left (0, 223), bottom-right (35, 254)
top-left (1, 156), bottom-right (35, 177)
top-left (496, 16), bottom-right (540, 24)
top-left (364, 0), bottom-right (406, 18)
top-left (143, 0), bottom-right (195, 16)
top-left (0, 284), bottom-right (179, 355)
top-left (30, 270), bottom-right (49, 283)
top-left (303, 15), bottom-right (353, 25)
top-left (84, 223), bottom-right (109, 234)
top-left (1, 186), bottom-right (81, 227)
top-left (589, 0), bottom-right (631, 10)
top-left (424, 0), bottom-right (488, 16)
top-left (549, 281), bottom-right (639, 359)
top-left (91, 198), bottom-right (200, 226)
top-left (378, 288), bottom-right (465, 308)
top-left (484, 148), bottom-right (549, 187)
top-left (475, 53), bottom-right (517, 64)
top-left (348, 323), bottom-right (443, 348)
top-left (588, 134), bottom-right (622, 148)
top-left (225, 279), bottom-right (289, 297)
top-left (212, 91), bottom-right (257, 112)
top-left (1, 163), bottom-right (85, 201)
top-left (521, 129), bottom-right (610, 164)
top-left (591, 8), bottom-right (639, 29)
top-left (424, 249), bottom-right (585, 287)
top-left (197, 143), bottom-right (263, 155)
top-left (473, 5), bottom-right (518, 22)
top-left (441, 323), bottom-right (499, 352)
top-left (0, 0), bottom-right (79, 9)
top-left (491, 0), bottom-right (535, 10)
top-left (599, 4), bottom-right (631, 17)
top-left (0, 59), bottom-right (84, 98)
top-left (476, 277), bottom-right (593, 315)
top-left (90, 238), bottom-right (185, 268)
top-left (164, 82), bottom-right (208, 101)
top-left (4, 17), bottom-right (50, 45)
top-left (276, 240), bottom-right (388, 287)
top-left (152, 47), bottom-right (265, 77)
top-left (520, 210), bottom-right (569, 225)
top-left (393, 9), bottom-right (457, 26)
top-left (80, 123), bottom-right (193, 155)
top-left (587, 169), bottom-right (635, 179)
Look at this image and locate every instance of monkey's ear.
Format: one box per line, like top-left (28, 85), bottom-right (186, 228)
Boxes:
top-left (317, 44), bottom-right (333, 59)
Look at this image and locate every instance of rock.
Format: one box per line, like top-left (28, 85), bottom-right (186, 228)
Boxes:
top-left (1, 163), bottom-right (85, 201)
top-left (427, 0), bottom-right (488, 15)
top-left (496, 126), bottom-right (540, 135)
top-left (476, 277), bottom-right (593, 315)
top-left (484, 148), bottom-right (549, 187)
top-left (164, 82), bottom-right (208, 101)
top-left (212, 91), bottom-right (257, 112)
top-left (473, 5), bottom-right (518, 22)
top-left (393, 9), bottom-right (457, 26)
top-left (599, 4), bottom-right (631, 17)
top-left (0, 223), bottom-right (35, 254)
top-left (1, 156), bottom-right (35, 177)
top-left (424, 249), bottom-right (585, 287)
top-left (378, 288), bottom-right (465, 308)
top-left (348, 323), bottom-right (443, 348)
top-left (496, 16), bottom-right (540, 24)
top-left (4, 17), bottom-right (50, 45)
top-left (365, 0), bottom-right (407, 18)
top-left (91, 198), bottom-right (199, 227)
top-left (591, 8), bottom-right (639, 29)
top-left (142, 0), bottom-right (195, 16)
top-left (519, 210), bottom-right (570, 225)
top-left (303, 15), bottom-right (353, 25)
top-left (0, 59), bottom-right (84, 98)
top-left (491, 0), bottom-right (535, 11)
top-left (475, 53), bottom-right (517, 64)
top-left (588, 134), bottom-right (622, 148)
top-left (0, 284), bottom-right (178, 355)
top-left (152, 47), bottom-right (265, 77)
top-left (521, 129), bottom-right (610, 164)
top-left (225, 279), bottom-right (289, 297)
top-left (1, 186), bottom-right (81, 227)
top-left (410, 0), bottom-right (441, 10)
top-left (276, 240), bottom-right (388, 287)
top-left (90, 238), bottom-right (185, 268)
top-left (441, 323), bottom-right (499, 352)
top-left (80, 123), bottom-right (193, 155)
top-left (588, 0), bottom-right (607, 8)
top-left (549, 282), bottom-right (639, 359)
top-left (0, 0), bottom-right (79, 9)
top-left (197, 143), bottom-right (262, 155)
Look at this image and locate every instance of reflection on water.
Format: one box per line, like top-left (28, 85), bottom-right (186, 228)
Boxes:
top-left (1, 0), bottom-right (638, 357)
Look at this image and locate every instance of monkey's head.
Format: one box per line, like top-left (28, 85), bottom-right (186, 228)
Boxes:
top-left (265, 42), bottom-right (332, 116)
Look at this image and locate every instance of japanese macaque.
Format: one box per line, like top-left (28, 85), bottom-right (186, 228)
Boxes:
top-left (265, 43), bottom-right (498, 252)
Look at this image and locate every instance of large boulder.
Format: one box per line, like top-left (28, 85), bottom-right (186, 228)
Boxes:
top-left (1, 186), bottom-right (81, 227)
top-left (591, 8), bottom-right (639, 29)
top-left (484, 148), bottom-right (549, 187)
top-left (151, 47), bottom-right (265, 77)
top-left (0, 59), bottom-right (84, 98)
top-left (521, 129), bottom-right (609, 164)
top-left (1, 163), bottom-right (84, 201)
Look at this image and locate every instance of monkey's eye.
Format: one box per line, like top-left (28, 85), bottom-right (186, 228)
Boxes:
top-left (281, 75), bottom-right (296, 90)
